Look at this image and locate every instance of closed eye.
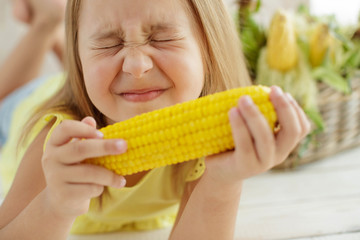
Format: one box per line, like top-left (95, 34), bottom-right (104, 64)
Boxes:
top-left (150, 37), bottom-right (185, 45)
top-left (90, 40), bottom-right (124, 51)
top-left (90, 43), bottom-right (124, 57)
top-left (101, 43), bottom-right (124, 49)
top-left (151, 39), bottom-right (174, 43)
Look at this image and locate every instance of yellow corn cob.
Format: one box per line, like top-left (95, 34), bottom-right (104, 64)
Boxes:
top-left (87, 86), bottom-right (277, 176)
top-left (310, 23), bottom-right (335, 67)
top-left (266, 10), bottom-right (298, 72)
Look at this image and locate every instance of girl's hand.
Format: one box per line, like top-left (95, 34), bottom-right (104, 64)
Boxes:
top-left (205, 86), bottom-right (311, 183)
top-left (41, 117), bottom-right (127, 219)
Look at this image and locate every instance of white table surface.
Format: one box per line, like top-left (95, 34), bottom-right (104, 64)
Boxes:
top-left (1, 147), bottom-right (359, 240)
top-left (66, 147), bottom-right (360, 240)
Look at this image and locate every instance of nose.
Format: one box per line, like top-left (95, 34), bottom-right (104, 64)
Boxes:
top-left (122, 47), bottom-right (153, 78)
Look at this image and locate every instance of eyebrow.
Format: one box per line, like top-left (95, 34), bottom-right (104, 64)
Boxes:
top-left (90, 23), bottom-right (183, 41)
top-left (150, 23), bottom-right (181, 33)
top-left (90, 28), bottom-right (123, 42)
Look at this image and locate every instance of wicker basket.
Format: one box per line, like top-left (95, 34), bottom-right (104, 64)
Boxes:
top-left (275, 74), bottom-right (360, 169)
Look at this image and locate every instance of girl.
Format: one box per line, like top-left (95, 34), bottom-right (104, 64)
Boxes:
top-left (0, 0), bottom-right (310, 239)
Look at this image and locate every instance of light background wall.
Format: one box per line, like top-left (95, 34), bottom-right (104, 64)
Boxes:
top-left (226, 0), bottom-right (360, 26)
top-left (310, 0), bottom-right (360, 25)
top-left (225, 0), bottom-right (309, 26)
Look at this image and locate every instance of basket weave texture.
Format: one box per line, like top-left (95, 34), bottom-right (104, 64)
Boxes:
top-left (275, 75), bottom-right (360, 169)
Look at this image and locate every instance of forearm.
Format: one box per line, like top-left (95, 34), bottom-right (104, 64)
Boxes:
top-left (0, 190), bottom-right (74, 240)
top-left (171, 171), bottom-right (243, 240)
top-left (0, 23), bottom-right (59, 101)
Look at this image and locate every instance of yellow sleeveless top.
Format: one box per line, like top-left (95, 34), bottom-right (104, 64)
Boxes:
top-left (0, 74), bottom-right (206, 234)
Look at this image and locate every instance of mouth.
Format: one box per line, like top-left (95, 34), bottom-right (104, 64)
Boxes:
top-left (120, 88), bottom-right (167, 102)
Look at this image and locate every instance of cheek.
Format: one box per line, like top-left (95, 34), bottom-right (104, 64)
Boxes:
top-left (158, 49), bottom-right (204, 94)
top-left (82, 57), bottom-right (119, 98)
top-left (180, 59), bottom-right (204, 91)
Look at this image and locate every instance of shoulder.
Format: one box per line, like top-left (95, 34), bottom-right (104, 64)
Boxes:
top-left (11, 112), bottom-right (74, 192)
top-left (20, 112), bottom-right (72, 176)
top-left (6, 111), bottom-right (73, 199)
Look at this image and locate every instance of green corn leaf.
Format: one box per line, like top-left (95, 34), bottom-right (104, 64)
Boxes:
top-left (304, 107), bottom-right (325, 132)
top-left (312, 67), bottom-right (351, 94)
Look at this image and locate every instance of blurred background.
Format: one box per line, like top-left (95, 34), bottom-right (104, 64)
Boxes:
top-left (0, 0), bottom-right (62, 76)
top-left (0, 1), bottom-right (359, 239)
top-left (1, 0), bottom-right (359, 76)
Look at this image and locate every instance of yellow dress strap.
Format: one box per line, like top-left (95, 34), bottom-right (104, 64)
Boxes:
top-left (39, 113), bottom-right (74, 151)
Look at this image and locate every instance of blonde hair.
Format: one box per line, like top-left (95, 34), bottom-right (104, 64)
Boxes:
top-left (25, 0), bottom-right (250, 133)
top-left (185, 0), bottom-right (251, 95)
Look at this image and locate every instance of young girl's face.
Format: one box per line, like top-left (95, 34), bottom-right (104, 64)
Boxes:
top-left (78, 0), bottom-right (205, 124)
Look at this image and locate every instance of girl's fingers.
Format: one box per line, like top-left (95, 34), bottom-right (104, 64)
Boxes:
top-left (61, 164), bottom-right (126, 189)
top-left (228, 106), bottom-right (256, 160)
top-left (45, 182), bottom-right (104, 217)
top-left (60, 138), bottom-right (127, 164)
top-left (81, 116), bottom-right (97, 128)
top-left (45, 117), bottom-right (128, 168)
top-left (270, 86), bottom-right (303, 159)
top-left (49, 119), bottom-right (103, 146)
top-left (56, 183), bottom-right (105, 212)
top-left (285, 93), bottom-right (311, 139)
top-left (236, 96), bottom-right (275, 165)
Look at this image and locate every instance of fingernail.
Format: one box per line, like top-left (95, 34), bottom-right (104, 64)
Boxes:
top-left (96, 130), bottom-right (104, 138)
top-left (121, 178), bottom-right (127, 187)
top-left (115, 140), bottom-right (126, 152)
top-left (118, 177), bottom-right (127, 188)
top-left (273, 86), bottom-right (283, 96)
top-left (113, 177), bottom-right (127, 189)
top-left (241, 95), bottom-right (253, 107)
